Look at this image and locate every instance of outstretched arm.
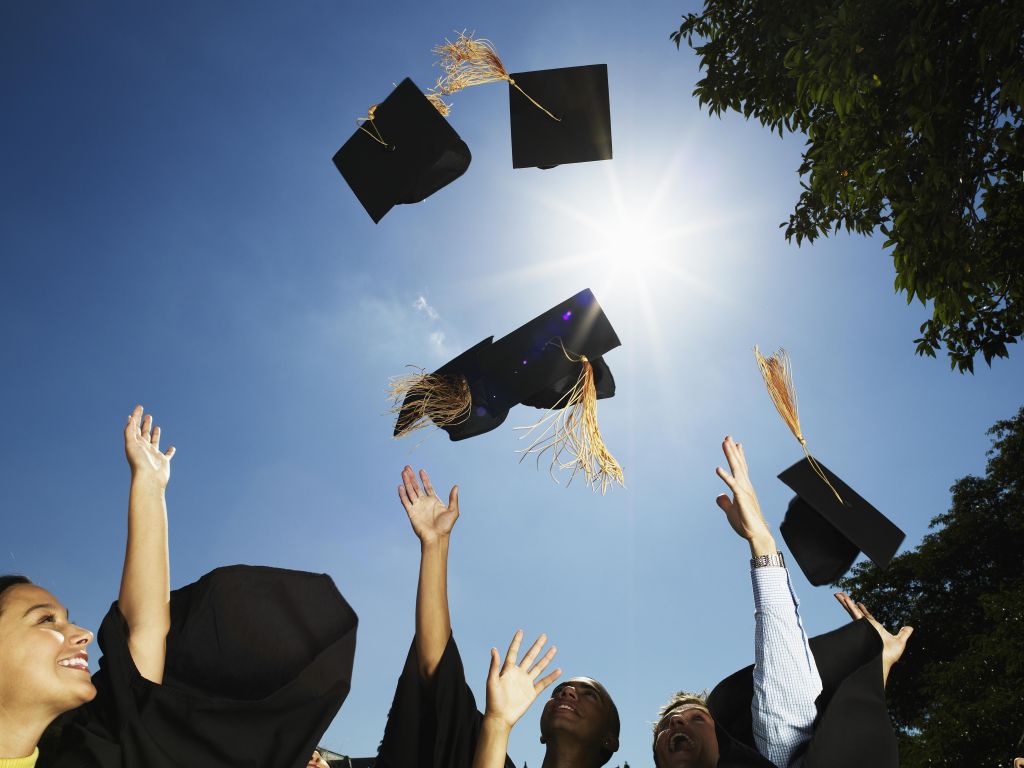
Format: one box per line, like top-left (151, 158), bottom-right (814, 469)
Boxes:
top-left (834, 593), bottom-right (913, 687)
top-left (472, 631), bottom-right (560, 768)
top-left (119, 405), bottom-right (175, 684)
top-left (716, 435), bottom-right (821, 768)
top-left (398, 466), bottom-right (460, 680)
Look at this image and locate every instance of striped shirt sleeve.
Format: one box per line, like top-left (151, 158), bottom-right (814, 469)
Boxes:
top-left (750, 566), bottom-right (823, 768)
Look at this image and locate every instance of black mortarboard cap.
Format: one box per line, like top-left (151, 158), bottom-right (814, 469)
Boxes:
top-left (508, 64), bottom-right (612, 169)
top-left (481, 288), bottom-right (621, 407)
top-left (392, 337), bottom-right (511, 442)
top-left (778, 457), bottom-right (906, 585)
top-left (520, 356), bottom-right (616, 409)
top-left (333, 77), bottom-right (471, 223)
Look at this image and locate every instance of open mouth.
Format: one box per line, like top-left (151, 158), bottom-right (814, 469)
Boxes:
top-left (57, 654), bottom-right (89, 672)
top-left (553, 702), bottom-right (579, 717)
top-left (670, 731), bottom-right (695, 752)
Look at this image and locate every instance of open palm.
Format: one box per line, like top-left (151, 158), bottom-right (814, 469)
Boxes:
top-left (484, 630), bottom-right (561, 729)
top-left (124, 405), bottom-right (175, 487)
top-left (399, 466), bottom-right (459, 544)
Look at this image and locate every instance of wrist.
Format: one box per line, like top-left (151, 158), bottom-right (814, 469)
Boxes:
top-left (747, 533), bottom-right (777, 558)
top-left (481, 712), bottom-right (514, 734)
top-left (130, 475), bottom-right (168, 493)
top-left (419, 534), bottom-right (450, 551)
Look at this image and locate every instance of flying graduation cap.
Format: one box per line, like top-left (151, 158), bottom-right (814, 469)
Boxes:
top-left (389, 289), bottom-right (623, 492)
top-left (754, 347), bottom-right (906, 585)
top-left (333, 78), bottom-right (471, 223)
top-left (432, 33), bottom-right (612, 169)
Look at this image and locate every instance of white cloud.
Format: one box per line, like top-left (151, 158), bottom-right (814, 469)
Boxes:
top-left (413, 295), bottom-right (439, 321)
top-left (429, 331), bottom-right (446, 351)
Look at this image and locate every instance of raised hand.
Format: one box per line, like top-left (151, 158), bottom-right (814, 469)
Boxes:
top-left (306, 751), bottom-right (330, 768)
top-left (714, 436), bottom-right (774, 553)
top-left (124, 405), bottom-right (176, 488)
top-left (398, 466), bottom-right (459, 545)
top-left (483, 630), bottom-right (561, 729)
top-left (835, 592), bottom-right (913, 686)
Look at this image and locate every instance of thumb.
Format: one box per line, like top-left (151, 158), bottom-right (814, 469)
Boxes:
top-left (898, 626), bottom-right (914, 642)
top-left (716, 494), bottom-right (733, 514)
top-left (448, 485), bottom-right (459, 511)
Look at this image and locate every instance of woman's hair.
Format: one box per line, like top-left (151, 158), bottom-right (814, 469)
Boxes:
top-left (0, 574), bottom-right (32, 616)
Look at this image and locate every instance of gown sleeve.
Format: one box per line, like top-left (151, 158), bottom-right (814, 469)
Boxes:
top-left (374, 634), bottom-right (516, 768)
top-left (707, 619), bottom-right (899, 768)
top-left (38, 565), bottom-right (358, 768)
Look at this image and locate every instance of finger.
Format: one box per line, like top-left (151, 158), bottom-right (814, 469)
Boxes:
top-left (401, 466), bottom-right (421, 500)
top-left (722, 435), bottom-right (741, 472)
top-left (897, 626), bottom-right (914, 644)
top-left (503, 629), bottom-right (524, 671)
top-left (857, 602), bottom-right (882, 625)
top-left (519, 633), bottom-right (547, 669)
top-left (487, 647), bottom-right (501, 681)
top-left (141, 413), bottom-right (153, 440)
top-left (735, 441), bottom-right (750, 472)
top-left (715, 493), bottom-right (734, 514)
top-left (448, 485), bottom-right (459, 514)
top-left (529, 645), bottom-right (558, 680)
top-left (535, 668), bottom-right (562, 693)
top-left (398, 484), bottom-right (413, 513)
top-left (715, 465), bottom-right (736, 490)
top-left (151, 425), bottom-right (161, 450)
top-left (164, 446), bottom-right (176, 460)
top-left (833, 592), bottom-right (863, 620)
top-left (420, 469), bottom-right (436, 497)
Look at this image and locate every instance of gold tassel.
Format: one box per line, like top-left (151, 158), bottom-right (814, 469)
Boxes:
top-left (516, 349), bottom-right (624, 494)
top-left (388, 370), bottom-right (472, 438)
top-left (425, 90), bottom-right (452, 116)
top-left (754, 346), bottom-right (845, 505)
top-left (432, 32), bottom-right (561, 122)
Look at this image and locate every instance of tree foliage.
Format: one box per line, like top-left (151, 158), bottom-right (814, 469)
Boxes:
top-left (834, 406), bottom-right (1024, 766)
top-left (673, 0), bottom-right (1024, 372)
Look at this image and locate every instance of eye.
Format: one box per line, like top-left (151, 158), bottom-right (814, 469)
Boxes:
top-left (38, 613), bottom-right (57, 624)
top-left (583, 689), bottom-right (598, 698)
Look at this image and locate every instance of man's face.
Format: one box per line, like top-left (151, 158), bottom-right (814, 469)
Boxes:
top-left (539, 677), bottom-right (618, 755)
top-left (653, 703), bottom-right (720, 768)
top-left (0, 585), bottom-right (96, 719)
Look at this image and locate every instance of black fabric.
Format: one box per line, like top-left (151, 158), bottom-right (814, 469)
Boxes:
top-left (706, 620), bottom-right (899, 768)
top-left (519, 356), bottom-right (615, 410)
top-left (777, 457), bottom-right (905, 585)
top-left (508, 64), bottom-right (612, 169)
top-left (481, 288), bottom-right (621, 409)
top-left (333, 77), bottom-right (471, 223)
top-left (39, 565), bottom-right (358, 768)
top-left (373, 635), bottom-right (515, 768)
top-left (779, 497), bottom-right (860, 586)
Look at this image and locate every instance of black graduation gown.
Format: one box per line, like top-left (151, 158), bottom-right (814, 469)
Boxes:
top-left (706, 619), bottom-right (899, 768)
top-left (373, 634), bottom-right (515, 768)
top-left (39, 565), bottom-right (358, 768)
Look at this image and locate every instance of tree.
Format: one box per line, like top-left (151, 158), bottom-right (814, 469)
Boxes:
top-left (833, 406), bottom-right (1024, 766)
top-left (673, 1), bottom-right (1024, 372)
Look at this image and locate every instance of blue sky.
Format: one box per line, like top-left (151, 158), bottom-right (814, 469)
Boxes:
top-left (2, 2), bottom-right (1021, 765)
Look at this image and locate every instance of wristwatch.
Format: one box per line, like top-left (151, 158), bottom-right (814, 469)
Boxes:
top-left (750, 551), bottom-right (786, 569)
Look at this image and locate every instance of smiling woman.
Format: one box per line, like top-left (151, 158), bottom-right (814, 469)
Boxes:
top-left (0, 577), bottom-right (97, 766)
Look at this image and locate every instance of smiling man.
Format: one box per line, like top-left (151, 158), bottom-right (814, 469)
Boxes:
top-left (374, 467), bottom-right (620, 768)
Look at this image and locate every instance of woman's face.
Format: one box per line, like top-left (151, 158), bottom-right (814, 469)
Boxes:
top-left (0, 585), bottom-right (96, 717)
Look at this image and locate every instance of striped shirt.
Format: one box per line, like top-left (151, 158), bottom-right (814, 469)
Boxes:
top-left (750, 566), bottom-right (823, 768)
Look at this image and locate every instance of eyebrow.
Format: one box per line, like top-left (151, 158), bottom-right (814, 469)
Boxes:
top-left (22, 603), bottom-right (68, 620)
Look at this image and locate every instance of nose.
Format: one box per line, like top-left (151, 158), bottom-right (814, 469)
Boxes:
top-left (557, 685), bottom-right (578, 701)
top-left (69, 624), bottom-right (94, 647)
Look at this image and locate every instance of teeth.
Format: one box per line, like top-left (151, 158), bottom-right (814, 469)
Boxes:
top-left (58, 658), bottom-right (88, 669)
